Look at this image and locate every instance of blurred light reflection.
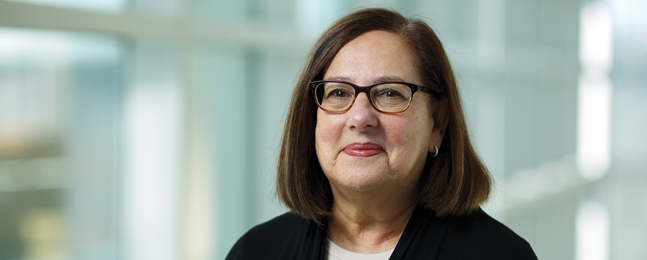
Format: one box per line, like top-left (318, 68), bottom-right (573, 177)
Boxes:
top-left (576, 201), bottom-right (610, 260)
top-left (577, 2), bottom-right (613, 180)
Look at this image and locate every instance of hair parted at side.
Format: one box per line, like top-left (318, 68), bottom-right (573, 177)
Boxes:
top-left (277, 8), bottom-right (491, 223)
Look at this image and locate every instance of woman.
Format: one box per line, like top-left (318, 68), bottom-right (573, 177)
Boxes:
top-left (227, 8), bottom-right (537, 260)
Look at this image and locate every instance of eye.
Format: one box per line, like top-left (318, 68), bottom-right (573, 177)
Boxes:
top-left (327, 88), bottom-right (352, 98)
top-left (377, 89), bottom-right (404, 98)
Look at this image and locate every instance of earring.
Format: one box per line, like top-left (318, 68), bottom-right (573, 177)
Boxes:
top-left (432, 145), bottom-right (439, 157)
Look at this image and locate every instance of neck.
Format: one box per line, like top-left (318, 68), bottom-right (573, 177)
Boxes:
top-left (326, 186), bottom-right (418, 254)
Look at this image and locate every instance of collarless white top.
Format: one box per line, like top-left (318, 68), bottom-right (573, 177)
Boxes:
top-left (325, 239), bottom-right (395, 260)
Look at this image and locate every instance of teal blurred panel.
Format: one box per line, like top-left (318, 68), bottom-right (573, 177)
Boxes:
top-left (251, 51), bottom-right (302, 223)
top-left (256, 0), bottom-right (295, 25)
top-left (199, 44), bottom-right (306, 258)
top-left (66, 52), bottom-right (124, 260)
top-left (189, 0), bottom-right (248, 22)
top-left (610, 0), bottom-right (647, 258)
top-left (129, 0), bottom-right (181, 15)
top-left (294, 0), bottom-right (347, 37)
top-left (195, 47), bottom-right (248, 259)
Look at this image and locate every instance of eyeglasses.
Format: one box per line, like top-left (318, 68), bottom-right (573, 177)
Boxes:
top-left (310, 80), bottom-right (442, 113)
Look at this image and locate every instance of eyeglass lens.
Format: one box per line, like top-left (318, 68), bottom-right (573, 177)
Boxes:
top-left (314, 82), bottom-right (413, 112)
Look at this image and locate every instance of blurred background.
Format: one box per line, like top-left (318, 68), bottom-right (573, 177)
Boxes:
top-left (0, 0), bottom-right (645, 259)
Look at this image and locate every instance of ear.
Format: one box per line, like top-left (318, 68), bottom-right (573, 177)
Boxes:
top-left (429, 97), bottom-right (449, 153)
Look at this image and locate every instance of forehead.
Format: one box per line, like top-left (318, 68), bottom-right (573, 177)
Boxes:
top-left (324, 30), bottom-right (420, 84)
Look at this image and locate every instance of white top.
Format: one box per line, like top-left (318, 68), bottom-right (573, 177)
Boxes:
top-left (325, 239), bottom-right (395, 260)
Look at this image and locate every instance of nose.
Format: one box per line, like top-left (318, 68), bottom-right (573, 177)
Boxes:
top-left (347, 93), bottom-right (378, 131)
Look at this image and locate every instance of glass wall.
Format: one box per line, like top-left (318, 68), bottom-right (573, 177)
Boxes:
top-left (0, 28), bottom-right (124, 259)
top-left (0, 0), bottom-right (646, 259)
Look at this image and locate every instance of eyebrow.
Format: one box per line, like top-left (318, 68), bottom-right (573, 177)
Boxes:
top-left (323, 75), bottom-right (408, 84)
top-left (375, 75), bottom-right (406, 82)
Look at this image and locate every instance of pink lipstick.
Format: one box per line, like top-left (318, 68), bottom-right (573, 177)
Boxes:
top-left (342, 142), bottom-right (385, 157)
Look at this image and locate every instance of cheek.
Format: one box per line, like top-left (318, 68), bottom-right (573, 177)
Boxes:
top-left (385, 109), bottom-right (433, 153)
top-left (383, 117), bottom-right (417, 143)
top-left (315, 111), bottom-right (343, 159)
top-left (408, 99), bottom-right (434, 136)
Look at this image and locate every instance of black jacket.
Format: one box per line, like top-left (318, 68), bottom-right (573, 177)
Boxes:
top-left (226, 205), bottom-right (537, 259)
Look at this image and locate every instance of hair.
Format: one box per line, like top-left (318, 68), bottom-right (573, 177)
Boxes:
top-left (277, 8), bottom-right (491, 222)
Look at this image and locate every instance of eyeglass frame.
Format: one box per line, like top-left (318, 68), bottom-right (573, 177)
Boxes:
top-left (309, 80), bottom-right (444, 114)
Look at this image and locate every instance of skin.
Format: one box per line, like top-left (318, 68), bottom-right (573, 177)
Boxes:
top-left (315, 30), bottom-right (449, 253)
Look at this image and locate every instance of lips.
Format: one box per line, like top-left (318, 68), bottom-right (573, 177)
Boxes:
top-left (342, 142), bottom-right (385, 157)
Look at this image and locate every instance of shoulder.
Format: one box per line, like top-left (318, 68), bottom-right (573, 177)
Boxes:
top-left (437, 210), bottom-right (537, 260)
top-left (236, 212), bottom-right (309, 243)
top-left (226, 212), bottom-right (325, 260)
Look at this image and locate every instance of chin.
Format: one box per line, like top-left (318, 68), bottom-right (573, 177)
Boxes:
top-left (332, 169), bottom-right (389, 191)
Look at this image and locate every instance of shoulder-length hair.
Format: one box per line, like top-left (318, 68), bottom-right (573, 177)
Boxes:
top-left (277, 8), bottom-right (491, 222)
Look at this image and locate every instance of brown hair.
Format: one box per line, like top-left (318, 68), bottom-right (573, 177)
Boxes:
top-left (277, 8), bottom-right (491, 222)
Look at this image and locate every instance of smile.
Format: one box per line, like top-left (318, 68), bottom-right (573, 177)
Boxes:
top-left (342, 142), bottom-right (385, 157)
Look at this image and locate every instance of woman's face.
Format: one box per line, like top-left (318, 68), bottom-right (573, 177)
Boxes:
top-left (315, 30), bottom-right (442, 194)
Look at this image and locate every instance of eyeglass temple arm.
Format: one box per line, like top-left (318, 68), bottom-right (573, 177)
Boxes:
top-left (418, 85), bottom-right (444, 100)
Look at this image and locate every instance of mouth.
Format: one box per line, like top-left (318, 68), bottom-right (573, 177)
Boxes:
top-left (342, 142), bottom-right (385, 157)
